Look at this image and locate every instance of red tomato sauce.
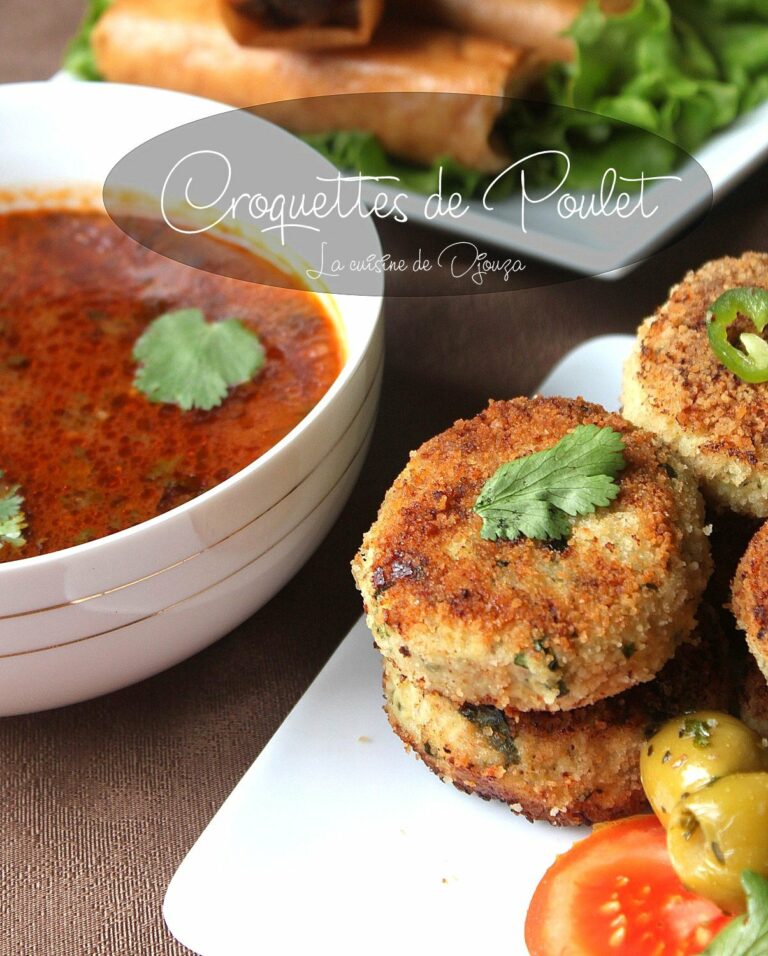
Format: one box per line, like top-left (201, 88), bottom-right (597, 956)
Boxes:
top-left (0, 210), bottom-right (344, 560)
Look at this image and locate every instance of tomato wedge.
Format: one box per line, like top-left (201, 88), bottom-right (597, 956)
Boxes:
top-left (525, 816), bottom-right (732, 956)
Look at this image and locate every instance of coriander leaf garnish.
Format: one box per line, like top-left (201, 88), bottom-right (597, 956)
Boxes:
top-left (473, 424), bottom-right (626, 543)
top-left (704, 871), bottom-right (768, 955)
top-left (133, 309), bottom-right (265, 412)
top-left (0, 472), bottom-right (26, 548)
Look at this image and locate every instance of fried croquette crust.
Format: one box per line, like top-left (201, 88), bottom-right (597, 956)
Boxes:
top-left (739, 655), bottom-right (768, 740)
top-left (353, 396), bottom-right (711, 712)
top-left (706, 510), bottom-right (761, 615)
top-left (622, 252), bottom-right (768, 517)
top-left (384, 609), bottom-right (732, 826)
top-left (733, 520), bottom-right (768, 686)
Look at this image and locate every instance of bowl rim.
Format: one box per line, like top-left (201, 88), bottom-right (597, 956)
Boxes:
top-left (0, 80), bottom-right (384, 574)
top-left (0, 349), bottom-right (382, 628)
top-left (0, 398), bottom-right (379, 651)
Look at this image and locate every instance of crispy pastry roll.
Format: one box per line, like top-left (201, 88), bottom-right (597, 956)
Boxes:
top-left (389, 0), bottom-right (634, 61)
top-left (92, 0), bottom-right (541, 171)
top-left (220, 0), bottom-right (384, 50)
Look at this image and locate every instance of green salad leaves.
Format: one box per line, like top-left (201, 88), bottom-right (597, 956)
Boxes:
top-left (473, 424), bottom-right (626, 543)
top-left (62, 0), bottom-right (112, 81)
top-left (505, 0), bottom-right (768, 188)
top-left (302, 131), bottom-right (490, 196)
top-left (705, 871), bottom-right (768, 955)
top-left (133, 309), bottom-right (265, 411)
top-left (0, 473), bottom-right (26, 549)
top-left (309, 0), bottom-right (768, 191)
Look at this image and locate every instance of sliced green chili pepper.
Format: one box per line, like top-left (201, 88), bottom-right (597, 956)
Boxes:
top-left (707, 287), bottom-right (768, 384)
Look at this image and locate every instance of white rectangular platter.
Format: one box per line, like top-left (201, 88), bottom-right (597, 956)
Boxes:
top-left (163, 333), bottom-right (636, 956)
top-left (370, 102), bottom-right (768, 278)
top-left (51, 72), bottom-right (768, 277)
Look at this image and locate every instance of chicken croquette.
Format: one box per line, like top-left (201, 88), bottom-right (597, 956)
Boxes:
top-left (623, 253), bottom-right (768, 517)
top-left (733, 520), bottom-right (768, 686)
top-left (384, 609), bottom-right (732, 826)
top-left (353, 396), bottom-right (711, 712)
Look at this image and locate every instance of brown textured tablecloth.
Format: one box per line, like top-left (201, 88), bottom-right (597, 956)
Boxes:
top-left (3, 5), bottom-right (768, 954)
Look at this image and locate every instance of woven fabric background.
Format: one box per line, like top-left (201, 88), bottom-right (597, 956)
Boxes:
top-left (3, 5), bottom-right (768, 953)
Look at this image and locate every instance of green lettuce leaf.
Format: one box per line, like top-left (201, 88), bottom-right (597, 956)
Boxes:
top-left (704, 870), bottom-right (768, 954)
top-left (502, 0), bottom-right (768, 187)
top-left (301, 130), bottom-right (493, 196)
top-left (310, 0), bottom-right (768, 191)
top-left (62, 0), bottom-right (112, 80)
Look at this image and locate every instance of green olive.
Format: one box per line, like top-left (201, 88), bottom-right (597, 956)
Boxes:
top-left (640, 710), bottom-right (768, 827)
top-left (667, 772), bottom-right (768, 913)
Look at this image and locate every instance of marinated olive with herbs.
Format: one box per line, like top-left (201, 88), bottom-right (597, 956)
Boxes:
top-left (667, 772), bottom-right (768, 913)
top-left (640, 711), bottom-right (768, 827)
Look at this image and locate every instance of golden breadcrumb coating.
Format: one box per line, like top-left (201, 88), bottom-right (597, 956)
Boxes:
top-left (353, 396), bottom-right (711, 711)
top-left (384, 609), bottom-right (732, 826)
top-left (739, 655), bottom-right (768, 740)
top-left (733, 520), bottom-right (768, 688)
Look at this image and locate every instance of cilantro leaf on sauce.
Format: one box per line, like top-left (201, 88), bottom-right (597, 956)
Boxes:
top-left (704, 871), bottom-right (768, 955)
top-left (0, 473), bottom-right (27, 548)
top-left (473, 425), bottom-right (627, 543)
top-left (133, 309), bottom-right (265, 412)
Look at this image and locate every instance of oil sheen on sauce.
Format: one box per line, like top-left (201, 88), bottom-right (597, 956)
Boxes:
top-left (0, 210), bottom-right (344, 561)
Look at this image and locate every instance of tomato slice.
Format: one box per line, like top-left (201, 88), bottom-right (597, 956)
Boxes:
top-left (525, 816), bottom-right (732, 956)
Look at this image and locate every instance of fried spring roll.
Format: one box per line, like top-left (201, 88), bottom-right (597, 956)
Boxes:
top-left (389, 0), bottom-right (633, 62)
top-left (92, 0), bottom-right (541, 171)
top-left (220, 0), bottom-right (384, 50)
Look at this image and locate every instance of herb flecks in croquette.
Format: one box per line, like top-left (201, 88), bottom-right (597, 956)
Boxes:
top-left (533, 638), bottom-right (562, 674)
top-left (458, 704), bottom-right (520, 767)
top-left (383, 609), bottom-right (731, 827)
top-left (473, 425), bottom-right (626, 543)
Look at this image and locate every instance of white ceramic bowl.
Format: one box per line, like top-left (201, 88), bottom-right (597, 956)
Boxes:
top-left (0, 82), bottom-right (383, 714)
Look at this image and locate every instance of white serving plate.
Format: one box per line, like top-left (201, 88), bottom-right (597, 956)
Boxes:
top-left (163, 333), bottom-right (635, 956)
top-left (359, 99), bottom-right (768, 279)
